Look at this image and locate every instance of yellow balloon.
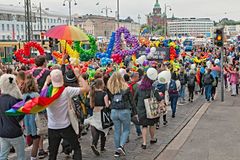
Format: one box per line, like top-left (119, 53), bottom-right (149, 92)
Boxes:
top-left (60, 40), bottom-right (79, 59)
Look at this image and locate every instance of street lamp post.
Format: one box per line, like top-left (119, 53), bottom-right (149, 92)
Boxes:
top-left (101, 6), bottom-right (112, 38)
top-left (164, 4), bottom-right (171, 37)
top-left (117, 0), bottom-right (120, 28)
top-left (137, 14), bottom-right (141, 24)
top-left (63, 0), bottom-right (77, 25)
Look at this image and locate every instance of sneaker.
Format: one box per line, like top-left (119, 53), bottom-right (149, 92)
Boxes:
top-left (91, 145), bottom-right (100, 156)
top-left (38, 150), bottom-right (48, 159)
top-left (163, 121), bottom-right (168, 126)
top-left (118, 146), bottom-right (126, 156)
top-left (114, 151), bottom-right (120, 157)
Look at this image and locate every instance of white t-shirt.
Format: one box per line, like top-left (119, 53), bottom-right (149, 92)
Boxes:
top-left (47, 87), bottom-right (81, 129)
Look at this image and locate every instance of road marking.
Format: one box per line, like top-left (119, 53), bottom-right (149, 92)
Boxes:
top-left (155, 102), bottom-right (211, 160)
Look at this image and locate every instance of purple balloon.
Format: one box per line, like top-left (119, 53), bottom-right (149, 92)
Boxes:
top-left (145, 47), bottom-right (150, 54)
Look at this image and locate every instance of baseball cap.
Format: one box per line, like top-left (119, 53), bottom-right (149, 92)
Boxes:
top-left (50, 69), bottom-right (64, 87)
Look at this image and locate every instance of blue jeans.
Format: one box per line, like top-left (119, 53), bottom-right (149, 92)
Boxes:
top-left (0, 135), bottom-right (25, 160)
top-left (205, 84), bottom-right (212, 101)
top-left (111, 109), bottom-right (131, 150)
top-left (179, 84), bottom-right (186, 101)
top-left (170, 94), bottom-right (178, 115)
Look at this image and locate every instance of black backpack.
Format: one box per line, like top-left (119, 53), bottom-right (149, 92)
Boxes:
top-left (179, 73), bottom-right (186, 85)
top-left (188, 75), bottom-right (195, 87)
top-left (111, 91), bottom-right (128, 110)
top-left (71, 95), bottom-right (85, 124)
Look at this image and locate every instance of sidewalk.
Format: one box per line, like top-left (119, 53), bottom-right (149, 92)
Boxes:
top-left (9, 94), bottom-right (206, 160)
top-left (162, 90), bottom-right (240, 160)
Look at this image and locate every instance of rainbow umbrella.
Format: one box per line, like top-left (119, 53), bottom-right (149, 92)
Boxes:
top-left (45, 25), bottom-right (89, 41)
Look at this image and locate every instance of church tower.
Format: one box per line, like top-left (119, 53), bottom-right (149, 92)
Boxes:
top-left (153, 0), bottom-right (161, 15)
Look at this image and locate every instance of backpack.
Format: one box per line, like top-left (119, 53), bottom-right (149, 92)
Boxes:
top-left (203, 74), bottom-right (212, 85)
top-left (71, 95), bottom-right (86, 124)
top-left (111, 91), bottom-right (127, 110)
top-left (179, 73), bottom-right (186, 85)
top-left (188, 75), bottom-right (195, 87)
top-left (168, 80), bottom-right (178, 95)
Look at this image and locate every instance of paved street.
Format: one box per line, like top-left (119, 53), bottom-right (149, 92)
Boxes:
top-left (157, 89), bottom-right (240, 160)
top-left (10, 93), bottom-right (206, 160)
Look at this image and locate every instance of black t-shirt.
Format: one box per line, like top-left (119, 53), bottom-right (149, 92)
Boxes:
top-left (33, 69), bottom-right (50, 91)
top-left (94, 91), bottom-right (106, 107)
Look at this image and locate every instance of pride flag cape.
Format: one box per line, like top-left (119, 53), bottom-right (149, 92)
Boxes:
top-left (6, 85), bottom-right (65, 116)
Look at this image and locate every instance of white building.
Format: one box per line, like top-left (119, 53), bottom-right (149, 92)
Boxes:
top-left (167, 18), bottom-right (214, 37)
top-left (0, 4), bottom-right (68, 41)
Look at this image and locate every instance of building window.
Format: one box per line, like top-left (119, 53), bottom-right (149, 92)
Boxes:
top-left (21, 25), bottom-right (24, 31)
top-left (2, 24), bottom-right (4, 31)
top-left (7, 24), bottom-right (10, 31)
top-left (2, 35), bottom-right (5, 40)
top-left (21, 35), bottom-right (24, 40)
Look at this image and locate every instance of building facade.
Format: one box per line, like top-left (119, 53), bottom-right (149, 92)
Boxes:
top-left (167, 18), bottom-right (214, 37)
top-left (0, 4), bottom-right (68, 41)
top-left (147, 0), bottom-right (166, 29)
top-left (75, 15), bottom-right (141, 40)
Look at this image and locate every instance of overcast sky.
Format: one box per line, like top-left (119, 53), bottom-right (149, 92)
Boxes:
top-left (1, 0), bottom-right (240, 23)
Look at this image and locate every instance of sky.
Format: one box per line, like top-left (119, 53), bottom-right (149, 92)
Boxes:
top-left (1, 0), bottom-right (240, 23)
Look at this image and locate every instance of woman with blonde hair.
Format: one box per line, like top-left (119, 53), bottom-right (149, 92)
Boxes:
top-left (107, 72), bottom-right (136, 158)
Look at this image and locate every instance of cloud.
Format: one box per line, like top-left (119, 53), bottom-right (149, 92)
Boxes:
top-left (2, 0), bottom-right (240, 23)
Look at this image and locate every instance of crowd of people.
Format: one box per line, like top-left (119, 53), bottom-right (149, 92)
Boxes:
top-left (0, 45), bottom-right (239, 160)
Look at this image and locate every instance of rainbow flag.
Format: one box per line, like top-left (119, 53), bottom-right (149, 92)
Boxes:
top-left (6, 85), bottom-right (65, 116)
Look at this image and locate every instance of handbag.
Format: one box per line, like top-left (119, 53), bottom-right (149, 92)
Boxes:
top-left (144, 91), bottom-right (160, 119)
top-left (36, 113), bottom-right (48, 135)
top-left (101, 107), bottom-right (113, 129)
top-left (68, 98), bottom-right (79, 135)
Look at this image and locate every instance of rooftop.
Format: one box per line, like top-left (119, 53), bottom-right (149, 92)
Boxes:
top-left (154, 0), bottom-right (161, 9)
top-left (0, 4), bottom-right (67, 17)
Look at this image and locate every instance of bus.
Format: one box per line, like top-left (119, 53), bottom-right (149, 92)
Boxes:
top-left (183, 39), bottom-right (193, 51)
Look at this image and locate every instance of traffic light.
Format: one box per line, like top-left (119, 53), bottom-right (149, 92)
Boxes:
top-left (214, 28), bottom-right (223, 47)
top-left (49, 37), bottom-right (53, 48)
top-left (40, 32), bottom-right (44, 40)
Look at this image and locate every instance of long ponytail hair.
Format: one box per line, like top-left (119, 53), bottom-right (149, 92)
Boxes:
top-left (90, 78), bottom-right (104, 108)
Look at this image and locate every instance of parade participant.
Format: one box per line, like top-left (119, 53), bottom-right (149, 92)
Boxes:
top-left (0, 74), bottom-right (25, 160)
top-left (33, 55), bottom-right (51, 91)
top-left (228, 67), bottom-right (239, 96)
top-left (203, 68), bottom-right (214, 102)
top-left (153, 79), bottom-right (168, 127)
top-left (32, 55), bottom-right (50, 158)
top-left (134, 75), bottom-right (160, 149)
top-left (107, 72), bottom-right (134, 157)
top-left (129, 72), bottom-right (142, 137)
top-left (187, 71), bottom-right (196, 102)
top-left (43, 69), bottom-right (89, 160)
top-left (22, 74), bottom-right (41, 160)
top-left (88, 79), bottom-right (109, 156)
top-left (168, 72), bottom-right (181, 118)
top-left (178, 67), bottom-right (188, 103)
